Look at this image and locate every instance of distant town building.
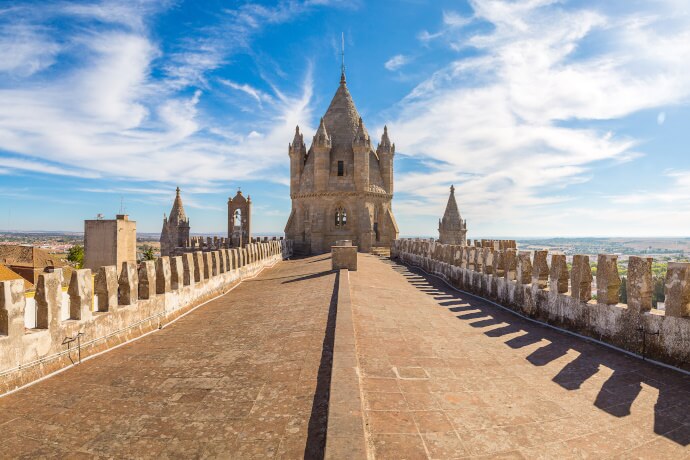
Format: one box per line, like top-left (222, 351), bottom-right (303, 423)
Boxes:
top-left (0, 245), bottom-right (72, 288)
top-left (160, 187), bottom-right (190, 257)
top-left (84, 214), bottom-right (137, 273)
top-left (284, 69), bottom-right (398, 254)
top-left (228, 189), bottom-right (251, 248)
top-left (438, 185), bottom-right (467, 245)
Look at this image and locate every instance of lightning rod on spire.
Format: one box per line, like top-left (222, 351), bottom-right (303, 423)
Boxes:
top-left (341, 32), bottom-right (346, 79)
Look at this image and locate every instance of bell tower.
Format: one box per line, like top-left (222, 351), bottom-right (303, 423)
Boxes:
top-left (228, 189), bottom-right (251, 247)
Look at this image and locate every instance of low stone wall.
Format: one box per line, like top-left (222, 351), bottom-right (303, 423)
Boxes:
top-left (0, 240), bottom-right (294, 395)
top-left (325, 269), bottom-right (367, 459)
top-left (392, 239), bottom-right (690, 371)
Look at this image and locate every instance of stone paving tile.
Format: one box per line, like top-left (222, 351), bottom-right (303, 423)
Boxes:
top-left (350, 254), bottom-right (690, 459)
top-left (0, 256), bottom-right (337, 458)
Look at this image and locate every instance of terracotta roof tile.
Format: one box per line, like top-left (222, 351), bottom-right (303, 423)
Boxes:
top-left (0, 263), bottom-right (33, 290)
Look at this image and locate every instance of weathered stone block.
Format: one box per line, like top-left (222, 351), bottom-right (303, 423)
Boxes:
top-left (503, 249), bottom-right (517, 281)
top-left (665, 262), bottom-right (690, 318)
top-left (627, 256), bottom-right (652, 312)
top-left (0, 279), bottom-right (26, 337)
top-left (182, 253), bottom-right (194, 285)
top-left (138, 260), bottom-right (156, 300)
top-left (193, 252), bottom-right (204, 281)
top-left (95, 266), bottom-right (118, 311)
top-left (36, 271), bottom-right (62, 328)
top-left (549, 253), bottom-right (569, 294)
top-left (493, 250), bottom-right (505, 277)
top-left (483, 248), bottom-right (495, 275)
top-left (332, 245), bottom-right (357, 271)
top-left (170, 256), bottom-right (183, 290)
top-left (516, 251), bottom-right (532, 284)
top-left (68, 269), bottom-right (93, 321)
top-left (532, 250), bottom-right (549, 289)
top-left (596, 254), bottom-right (621, 305)
top-left (455, 246), bottom-right (464, 268)
top-left (155, 257), bottom-right (172, 294)
top-left (203, 252), bottom-right (212, 279)
top-left (570, 255), bottom-right (592, 302)
top-left (210, 251), bottom-right (219, 277)
top-left (467, 247), bottom-right (476, 271)
top-left (474, 247), bottom-right (484, 273)
top-left (119, 261), bottom-right (138, 305)
top-left (223, 249), bottom-right (231, 271)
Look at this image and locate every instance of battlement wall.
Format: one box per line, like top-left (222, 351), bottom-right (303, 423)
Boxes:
top-left (0, 239), bottom-right (294, 394)
top-left (177, 235), bottom-right (285, 252)
top-left (392, 239), bottom-right (690, 371)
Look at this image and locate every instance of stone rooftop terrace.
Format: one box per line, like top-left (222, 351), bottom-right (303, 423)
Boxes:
top-left (1, 254), bottom-right (688, 458)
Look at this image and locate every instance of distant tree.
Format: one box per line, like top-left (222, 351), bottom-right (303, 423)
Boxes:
top-left (67, 244), bottom-right (84, 268)
top-left (619, 276), bottom-right (628, 304)
top-left (141, 245), bottom-right (156, 261)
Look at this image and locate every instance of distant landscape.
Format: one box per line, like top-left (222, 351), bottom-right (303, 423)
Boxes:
top-left (3, 231), bottom-right (688, 264)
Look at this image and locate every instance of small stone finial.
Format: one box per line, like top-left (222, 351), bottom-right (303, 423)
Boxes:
top-left (176, 186), bottom-right (180, 195)
top-left (314, 117), bottom-right (331, 147)
top-left (353, 117), bottom-right (370, 148)
top-left (450, 184), bottom-right (455, 194)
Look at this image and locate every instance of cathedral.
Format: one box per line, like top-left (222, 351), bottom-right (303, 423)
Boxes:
top-left (438, 185), bottom-right (467, 245)
top-left (284, 70), bottom-right (398, 254)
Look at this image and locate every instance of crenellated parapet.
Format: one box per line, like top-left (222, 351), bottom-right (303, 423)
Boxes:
top-left (391, 238), bottom-right (690, 371)
top-left (0, 239), bottom-right (294, 395)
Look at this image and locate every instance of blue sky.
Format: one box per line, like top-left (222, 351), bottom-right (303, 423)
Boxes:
top-left (1, 0), bottom-right (690, 237)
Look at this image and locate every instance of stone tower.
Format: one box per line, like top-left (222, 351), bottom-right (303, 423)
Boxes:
top-left (228, 190), bottom-right (251, 247)
top-left (438, 185), bottom-right (467, 245)
top-left (284, 70), bottom-right (399, 254)
top-left (84, 214), bottom-right (136, 274)
top-left (160, 187), bottom-right (190, 257)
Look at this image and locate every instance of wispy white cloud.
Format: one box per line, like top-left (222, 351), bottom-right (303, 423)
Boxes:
top-left (0, 23), bottom-right (60, 76)
top-left (0, 0), bottom-right (327, 186)
top-left (384, 54), bottom-right (410, 71)
top-left (388, 0), bottom-right (690, 235)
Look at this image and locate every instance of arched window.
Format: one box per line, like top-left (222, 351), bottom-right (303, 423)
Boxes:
top-left (335, 206), bottom-right (347, 227)
top-left (234, 209), bottom-right (242, 229)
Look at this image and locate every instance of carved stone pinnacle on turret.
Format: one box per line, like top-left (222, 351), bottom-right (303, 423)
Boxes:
top-left (313, 118), bottom-right (331, 149)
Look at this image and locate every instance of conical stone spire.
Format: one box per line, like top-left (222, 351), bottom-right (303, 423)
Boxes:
top-left (169, 187), bottom-right (187, 224)
top-left (322, 73), bottom-right (361, 148)
top-left (442, 185), bottom-right (461, 227)
top-left (438, 185), bottom-right (467, 245)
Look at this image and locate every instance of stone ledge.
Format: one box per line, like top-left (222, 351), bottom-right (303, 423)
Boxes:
top-left (325, 269), bottom-right (367, 459)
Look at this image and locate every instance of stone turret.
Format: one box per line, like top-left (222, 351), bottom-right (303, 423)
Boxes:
top-left (284, 68), bottom-right (399, 254)
top-left (313, 118), bottom-right (331, 192)
top-left (377, 125), bottom-right (395, 194)
top-left (352, 117), bottom-right (371, 192)
top-left (160, 187), bottom-right (191, 257)
top-left (438, 185), bottom-right (467, 245)
top-left (289, 126), bottom-right (306, 196)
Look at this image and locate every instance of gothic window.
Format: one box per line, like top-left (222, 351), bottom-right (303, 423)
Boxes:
top-left (337, 160), bottom-right (344, 176)
top-left (335, 206), bottom-right (348, 227)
